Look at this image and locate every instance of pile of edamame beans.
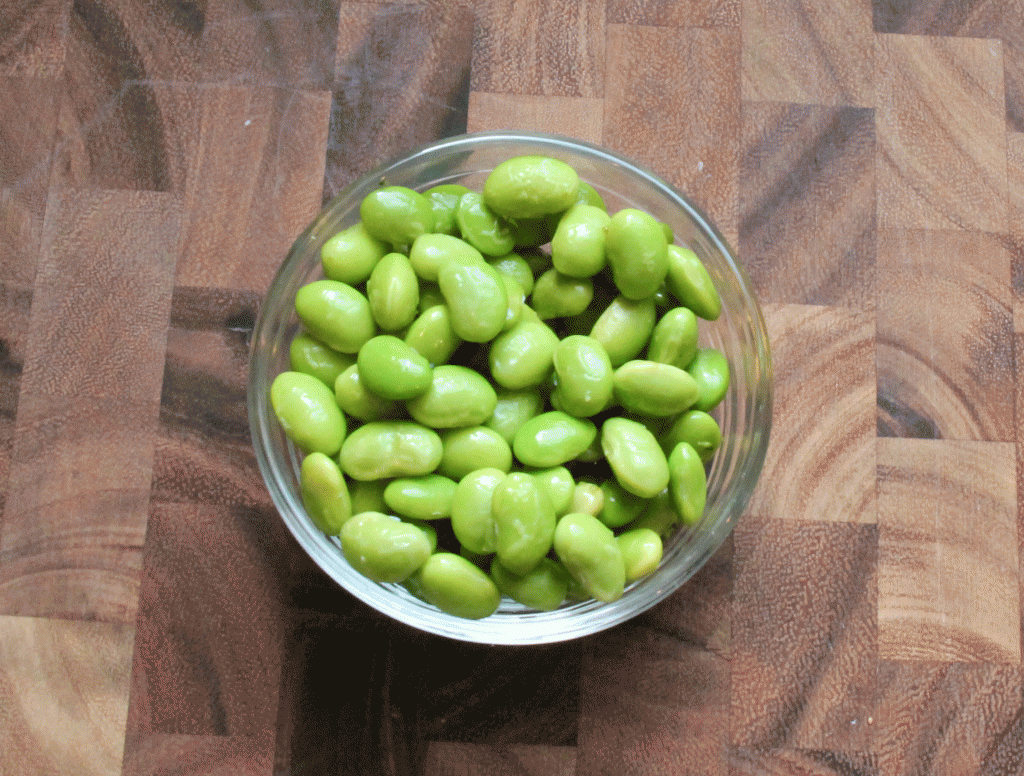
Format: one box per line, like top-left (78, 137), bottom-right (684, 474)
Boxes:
top-left (270, 155), bottom-right (729, 620)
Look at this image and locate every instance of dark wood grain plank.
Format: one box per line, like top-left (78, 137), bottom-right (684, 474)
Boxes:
top-left (0, 0), bottom-right (71, 77)
top-left (876, 229), bottom-right (1013, 441)
top-left (741, 0), bottom-right (873, 106)
top-left (745, 304), bottom-right (876, 524)
top-left (604, 23), bottom-right (740, 246)
top-left (607, 0), bottom-right (738, 28)
top-left (730, 747), bottom-right (877, 775)
top-left (0, 614), bottom-right (134, 775)
top-left (175, 86), bottom-right (330, 291)
top-left (322, 2), bottom-right (474, 200)
top-left (875, 33), bottom-right (1007, 231)
top-left (471, 0), bottom-right (604, 97)
top-left (740, 103), bottom-right (875, 310)
top-left (731, 518), bottom-right (877, 754)
top-left (877, 438), bottom-right (1019, 663)
top-left (422, 743), bottom-right (576, 776)
top-left (873, 662), bottom-right (1022, 774)
top-left (576, 624), bottom-right (730, 775)
top-left (467, 91), bottom-right (604, 144)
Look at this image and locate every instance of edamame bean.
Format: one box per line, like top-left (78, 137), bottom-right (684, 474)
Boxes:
top-left (513, 411), bottom-right (597, 469)
top-left (616, 528), bottom-right (662, 582)
top-left (488, 320), bottom-right (559, 390)
top-left (666, 245), bottom-right (721, 320)
top-left (270, 371), bottom-right (346, 455)
top-left (551, 203), bottom-right (610, 278)
top-left (529, 466), bottom-right (575, 516)
top-left (321, 222), bottom-right (389, 285)
top-left (605, 208), bottom-right (669, 301)
top-left (404, 305), bottom-right (462, 366)
top-left (553, 513), bottom-right (626, 603)
top-left (406, 364), bottom-right (497, 428)
top-left (437, 258), bottom-right (508, 343)
top-left (551, 335), bottom-right (614, 418)
top-left (334, 364), bottom-right (399, 421)
top-left (340, 512), bottom-right (432, 583)
top-left (450, 467), bottom-right (504, 554)
top-left (668, 441), bottom-right (706, 525)
top-left (487, 252), bottom-right (535, 295)
top-left (360, 186), bottom-right (435, 245)
top-left (485, 389), bottom-right (544, 444)
top-left (424, 184), bottom-right (471, 236)
top-left (295, 280), bottom-right (376, 354)
top-left (366, 252), bottom-right (419, 332)
top-left (590, 295), bottom-right (656, 367)
top-left (384, 474), bottom-right (458, 521)
top-left (598, 479), bottom-right (648, 528)
top-left (490, 557), bottom-right (568, 611)
top-left (289, 332), bottom-right (355, 387)
top-left (415, 553), bottom-right (501, 619)
top-left (660, 410), bottom-right (722, 462)
top-left (357, 335), bottom-right (432, 401)
top-left (407, 519), bottom-right (438, 553)
top-left (455, 192), bottom-right (515, 256)
top-left (531, 269), bottom-right (594, 320)
top-left (570, 481), bottom-right (604, 516)
top-left (500, 275), bottom-right (525, 331)
top-left (438, 426), bottom-right (513, 480)
top-left (601, 417), bottom-right (670, 498)
top-left (612, 360), bottom-right (699, 417)
top-left (491, 472), bottom-right (556, 575)
top-left (647, 307), bottom-right (699, 369)
top-left (300, 452), bottom-right (352, 535)
top-left (418, 284), bottom-right (445, 312)
top-left (687, 348), bottom-right (730, 412)
top-left (349, 477), bottom-right (389, 515)
top-left (483, 156), bottom-right (580, 219)
top-left (339, 421), bottom-right (443, 481)
top-left (507, 217), bottom-right (552, 248)
top-left (409, 233), bottom-right (483, 283)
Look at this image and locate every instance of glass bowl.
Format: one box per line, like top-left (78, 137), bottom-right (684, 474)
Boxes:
top-left (248, 131), bottom-right (772, 645)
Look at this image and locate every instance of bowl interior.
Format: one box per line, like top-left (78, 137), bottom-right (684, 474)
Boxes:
top-left (249, 131), bottom-right (772, 645)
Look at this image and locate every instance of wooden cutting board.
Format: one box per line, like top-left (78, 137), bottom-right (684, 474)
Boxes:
top-left (1, 0), bottom-right (1022, 773)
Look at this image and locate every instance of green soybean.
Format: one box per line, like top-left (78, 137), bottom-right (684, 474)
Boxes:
top-left (409, 233), bottom-right (483, 283)
top-left (455, 191), bottom-right (515, 256)
top-left (513, 411), bottom-right (597, 469)
top-left (570, 481), bottom-right (604, 516)
top-left (590, 295), bottom-right (656, 367)
top-left (613, 360), bottom-right (699, 417)
top-left (295, 280), bottom-right (376, 354)
top-left (490, 557), bottom-right (568, 611)
top-left (384, 474), bottom-right (458, 521)
top-left (491, 472), bottom-right (556, 575)
top-left (551, 335), bottom-right (614, 418)
top-left (488, 320), bottom-right (559, 390)
top-left (357, 335), bottom-right (432, 401)
top-left (616, 528), bottom-right (663, 582)
top-left (601, 417), bottom-right (670, 499)
top-left (666, 245), bottom-right (721, 320)
top-left (424, 184), bottom-right (471, 236)
top-left (500, 275), bottom-right (525, 331)
top-left (450, 467), bottom-right (504, 554)
top-left (415, 552), bottom-right (501, 619)
top-left (366, 252), bottom-right (419, 332)
top-left (334, 364), bottom-right (399, 421)
top-left (575, 181), bottom-right (606, 210)
top-left (360, 186), bottom-right (435, 245)
top-left (531, 269), bottom-right (594, 320)
top-left (529, 466), bottom-right (575, 516)
top-left (339, 421), bottom-right (443, 481)
top-left (349, 477), bottom-right (389, 515)
top-left (668, 441), bottom-right (706, 525)
top-left (404, 305), bottom-right (462, 366)
top-left (507, 216), bottom-right (552, 248)
top-left (270, 371), bottom-right (346, 455)
top-left (418, 284), bottom-right (445, 312)
top-left (487, 252), bottom-right (535, 296)
top-left (483, 156), bottom-right (580, 219)
top-left (321, 222), bottom-right (389, 285)
top-left (406, 364), bottom-right (497, 428)
top-left (340, 512), bottom-right (432, 583)
top-left (438, 258), bottom-right (508, 343)
top-left (289, 332), bottom-right (355, 387)
top-left (626, 489), bottom-right (680, 539)
top-left (300, 452), bottom-right (352, 535)
top-left (660, 410), bottom-right (722, 463)
top-left (687, 348), bottom-right (730, 412)
top-left (647, 307), bottom-right (699, 369)
top-left (485, 389), bottom-right (544, 444)
top-left (598, 479), bottom-right (648, 528)
top-left (605, 208), bottom-right (669, 301)
top-left (551, 203), bottom-right (610, 278)
top-left (438, 426), bottom-right (513, 480)
top-left (553, 513), bottom-right (626, 603)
